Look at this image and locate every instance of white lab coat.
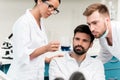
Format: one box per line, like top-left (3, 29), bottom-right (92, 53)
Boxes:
top-left (49, 52), bottom-right (105, 80)
top-left (7, 9), bottom-right (48, 80)
top-left (97, 21), bottom-right (120, 63)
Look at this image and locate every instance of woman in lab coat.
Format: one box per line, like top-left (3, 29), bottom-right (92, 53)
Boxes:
top-left (7, 0), bottom-right (61, 80)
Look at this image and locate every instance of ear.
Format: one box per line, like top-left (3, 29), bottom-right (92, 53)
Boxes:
top-left (105, 18), bottom-right (109, 26)
top-left (105, 17), bottom-right (110, 22)
top-left (105, 17), bottom-right (109, 21)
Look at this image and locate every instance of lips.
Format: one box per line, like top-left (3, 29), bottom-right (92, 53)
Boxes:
top-left (47, 11), bottom-right (52, 16)
top-left (46, 13), bottom-right (50, 17)
top-left (76, 46), bottom-right (82, 51)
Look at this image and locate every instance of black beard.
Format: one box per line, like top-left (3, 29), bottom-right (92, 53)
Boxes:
top-left (73, 45), bottom-right (86, 55)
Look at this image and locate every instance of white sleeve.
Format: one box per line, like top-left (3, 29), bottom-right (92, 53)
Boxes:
top-left (12, 20), bottom-right (35, 66)
top-left (49, 59), bottom-right (64, 80)
top-left (96, 46), bottom-right (113, 64)
top-left (92, 60), bottom-right (105, 80)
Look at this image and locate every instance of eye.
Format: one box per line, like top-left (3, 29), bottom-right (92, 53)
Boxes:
top-left (87, 23), bottom-right (90, 26)
top-left (48, 5), bottom-right (54, 9)
top-left (92, 21), bottom-right (98, 25)
top-left (74, 37), bottom-right (80, 41)
top-left (93, 22), bottom-right (97, 25)
top-left (83, 39), bottom-right (90, 42)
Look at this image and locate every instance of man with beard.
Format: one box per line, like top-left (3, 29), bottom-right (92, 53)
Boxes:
top-left (49, 24), bottom-right (105, 80)
top-left (83, 3), bottom-right (120, 63)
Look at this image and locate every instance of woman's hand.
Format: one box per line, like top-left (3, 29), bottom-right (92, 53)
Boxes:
top-left (45, 41), bottom-right (60, 52)
top-left (45, 54), bottom-right (64, 63)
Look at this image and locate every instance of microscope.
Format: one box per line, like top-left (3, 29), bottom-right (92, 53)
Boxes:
top-left (1, 33), bottom-right (13, 59)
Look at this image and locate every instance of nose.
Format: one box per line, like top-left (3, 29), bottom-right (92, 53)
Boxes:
top-left (50, 10), bottom-right (54, 14)
top-left (48, 8), bottom-right (54, 14)
top-left (89, 25), bottom-right (95, 32)
top-left (78, 40), bottom-right (83, 46)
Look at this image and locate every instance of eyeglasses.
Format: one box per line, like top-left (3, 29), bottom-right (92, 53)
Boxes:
top-left (44, 1), bottom-right (59, 15)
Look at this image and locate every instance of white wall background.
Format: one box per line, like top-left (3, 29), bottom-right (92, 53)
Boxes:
top-left (0, 0), bottom-right (119, 55)
top-left (0, 0), bottom-right (34, 45)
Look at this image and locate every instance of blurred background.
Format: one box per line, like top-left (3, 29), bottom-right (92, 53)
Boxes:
top-left (0, 0), bottom-right (120, 80)
top-left (0, 0), bottom-right (120, 56)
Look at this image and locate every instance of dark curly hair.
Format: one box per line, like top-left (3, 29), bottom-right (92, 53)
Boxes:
top-left (74, 24), bottom-right (94, 42)
top-left (34, 0), bottom-right (61, 4)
